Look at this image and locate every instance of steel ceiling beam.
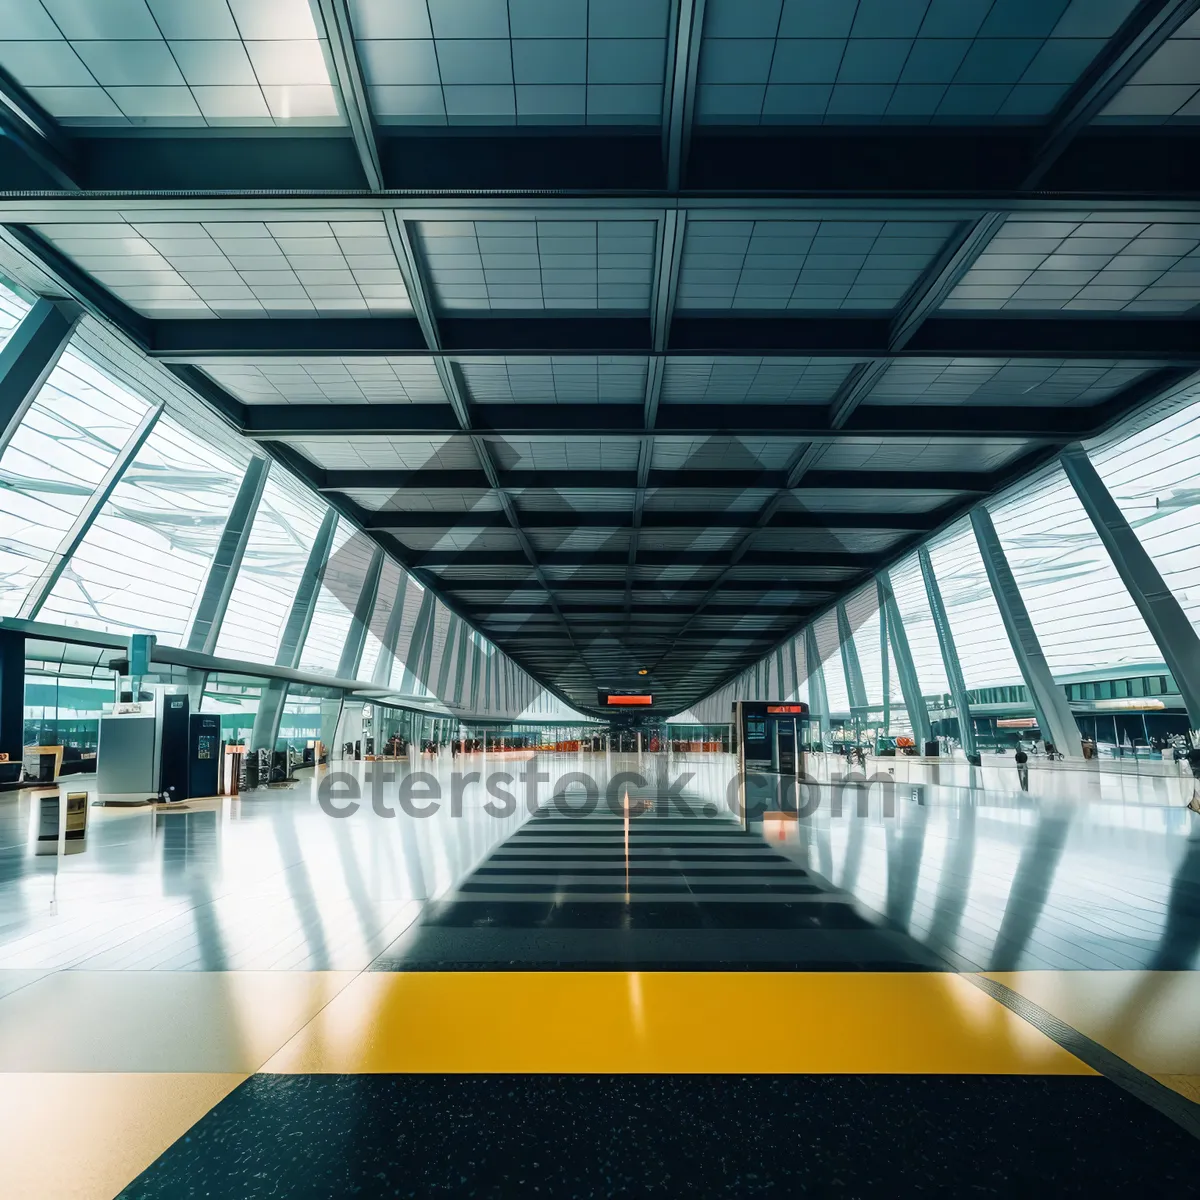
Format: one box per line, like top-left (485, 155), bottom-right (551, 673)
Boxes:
top-left (0, 65), bottom-right (78, 190)
top-left (664, 0), bottom-right (706, 190)
top-left (361, 509), bottom-right (945, 532)
top-left (442, 579), bottom-right (833, 592)
top-left (309, 0), bottom-right (384, 191)
top-left (293, 13), bottom-right (593, 686)
top-left (146, 314), bottom-right (1200, 362)
top-left (669, 0), bottom-right (1200, 716)
top-left (0, 128), bottom-right (1197, 197)
top-left (319, 468), bottom-right (997, 492)
top-left (1027, 0), bottom-right (1200, 189)
top-left (413, 550), bottom-right (879, 569)
top-left (237, 391), bottom-right (1178, 441)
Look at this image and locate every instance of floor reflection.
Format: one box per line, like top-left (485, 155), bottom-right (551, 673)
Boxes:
top-left (792, 754), bottom-right (1200, 971)
top-left (0, 751), bottom-right (1195, 974)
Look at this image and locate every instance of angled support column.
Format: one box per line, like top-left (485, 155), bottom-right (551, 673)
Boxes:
top-left (877, 571), bottom-right (932, 748)
top-left (435, 613), bottom-right (459, 702)
top-left (452, 622), bottom-right (470, 707)
top-left (0, 629), bottom-right (24, 767)
top-left (918, 546), bottom-right (977, 758)
top-left (1061, 443), bottom-right (1200, 727)
top-left (803, 625), bottom-right (830, 743)
top-left (836, 602), bottom-right (869, 710)
top-left (880, 602), bottom-right (890, 733)
top-left (787, 637), bottom-right (801, 702)
top-left (250, 507), bottom-right (339, 751)
top-left (276, 508), bottom-right (339, 672)
top-left (0, 298), bottom-right (79, 455)
top-left (969, 506), bottom-right (1081, 756)
top-left (399, 589), bottom-right (434, 696)
top-left (336, 545), bottom-right (384, 681)
top-left (372, 571), bottom-right (408, 688)
top-left (470, 640), bottom-right (483, 712)
top-left (187, 456), bottom-right (270, 655)
top-left (19, 403), bottom-right (162, 619)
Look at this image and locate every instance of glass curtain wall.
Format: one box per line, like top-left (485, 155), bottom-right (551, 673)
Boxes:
top-left (0, 272), bottom-right (548, 720)
top-left (38, 413), bottom-right (250, 640)
top-left (0, 345), bottom-right (151, 617)
top-left (703, 381), bottom-right (1200, 752)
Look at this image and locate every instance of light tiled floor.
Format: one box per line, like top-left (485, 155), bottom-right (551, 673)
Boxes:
top-left (0, 756), bottom-right (1196, 1196)
top-left (0, 1072), bottom-right (246, 1200)
top-left (987, 970), bottom-right (1200, 1100)
top-left (0, 970), bottom-right (358, 1073)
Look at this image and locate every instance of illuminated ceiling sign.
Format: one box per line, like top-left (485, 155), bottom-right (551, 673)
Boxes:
top-left (606, 694), bottom-right (652, 706)
top-left (996, 718), bottom-right (1038, 728)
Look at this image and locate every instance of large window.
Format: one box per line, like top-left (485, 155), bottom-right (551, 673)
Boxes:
top-left (844, 585), bottom-right (884, 706)
top-left (888, 555), bottom-right (950, 701)
top-left (1088, 393), bottom-right (1200, 633)
top-left (38, 415), bottom-right (249, 641)
top-left (986, 466), bottom-right (1161, 677)
top-left (925, 522), bottom-right (1024, 690)
top-left (199, 676), bottom-right (262, 745)
top-left (0, 277), bottom-right (30, 352)
top-left (0, 347), bottom-right (150, 618)
top-left (24, 675), bottom-right (111, 754)
top-left (356, 559), bottom-right (405, 684)
top-left (811, 610), bottom-right (851, 714)
top-left (298, 520), bottom-right (368, 676)
top-left (214, 472), bottom-right (328, 664)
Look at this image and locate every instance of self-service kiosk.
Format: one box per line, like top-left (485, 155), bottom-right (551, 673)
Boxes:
top-left (734, 701), bottom-right (809, 776)
top-left (160, 696), bottom-right (221, 801)
top-left (734, 701), bottom-right (810, 827)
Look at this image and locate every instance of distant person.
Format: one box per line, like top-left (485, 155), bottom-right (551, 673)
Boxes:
top-left (1015, 747), bottom-right (1029, 791)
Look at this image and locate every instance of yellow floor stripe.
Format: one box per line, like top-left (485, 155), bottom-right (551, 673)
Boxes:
top-left (262, 971), bottom-right (1093, 1075)
top-left (987, 970), bottom-right (1200, 1099)
top-left (0, 1072), bottom-right (245, 1200)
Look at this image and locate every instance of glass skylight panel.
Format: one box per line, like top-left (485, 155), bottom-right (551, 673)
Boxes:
top-left (349, 0), bottom-right (669, 126)
top-left (0, 0), bottom-right (344, 127)
top-left (944, 212), bottom-right (1200, 314)
top-left (417, 219), bottom-right (656, 312)
top-left (676, 218), bottom-right (957, 312)
top-left (214, 472), bottom-right (328, 663)
top-left (38, 413), bottom-right (250, 642)
top-left (863, 359), bottom-right (1154, 407)
top-left (1096, 15), bottom-right (1200, 123)
top-left (925, 521), bottom-right (1024, 689)
top-left (695, 0), bottom-right (1139, 125)
top-left (203, 357), bottom-right (440, 404)
top-left (458, 357), bottom-right (648, 404)
top-left (0, 348), bottom-right (150, 619)
top-left (30, 217), bottom-right (410, 318)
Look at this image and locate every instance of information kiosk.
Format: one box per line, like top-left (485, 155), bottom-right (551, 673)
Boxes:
top-left (734, 701), bottom-right (809, 777)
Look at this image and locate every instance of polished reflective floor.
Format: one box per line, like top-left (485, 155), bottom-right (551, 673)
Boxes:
top-left (1, 752), bottom-right (1198, 1196)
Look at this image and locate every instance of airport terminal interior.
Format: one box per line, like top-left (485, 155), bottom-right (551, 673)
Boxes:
top-left (2, 0), bottom-right (1200, 1195)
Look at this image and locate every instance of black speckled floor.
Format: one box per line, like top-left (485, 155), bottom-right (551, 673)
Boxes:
top-left (119, 1074), bottom-right (1200, 1198)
